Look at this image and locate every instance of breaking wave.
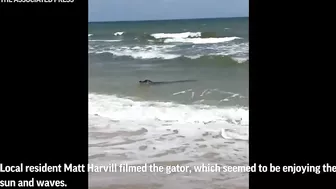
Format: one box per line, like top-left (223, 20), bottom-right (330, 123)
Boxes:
top-left (114, 31), bottom-right (124, 36)
top-left (89, 93), bottom-right (249, 125)
top-left (164, 37), bottom-right (240, 44)
top-left (91, 51), bottom-right (248, 64)
top-left (89, 31), bottom-right (243, 44)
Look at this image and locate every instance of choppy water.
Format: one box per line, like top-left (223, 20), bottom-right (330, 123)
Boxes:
top-left (89, 17), bottom-right (249, 189)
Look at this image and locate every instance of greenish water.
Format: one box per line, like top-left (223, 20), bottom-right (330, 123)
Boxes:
top-left (89, 17), bottom-right (249, 189)
top-left (89, 17), bottom-right (248, 107)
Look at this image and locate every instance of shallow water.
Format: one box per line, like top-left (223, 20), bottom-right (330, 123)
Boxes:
top-left (89, 17), bottom-right (249, 189)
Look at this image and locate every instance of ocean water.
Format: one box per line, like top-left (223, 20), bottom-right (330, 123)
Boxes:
top-left (89, 17), bottom-right (249, 189)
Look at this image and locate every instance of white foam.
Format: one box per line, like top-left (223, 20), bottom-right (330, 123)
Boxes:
top-left (164, 37), bottom-right (240, 44)
top-left (89, 93), bottom-right (249, 125)
top-left (94, 45), bottom-right (179, 60)
top-left (112, 51), bottom-right (179, 59)
top-left (88, 34), bottom-right (93, 37)
top-left (184, 55), bottom-right (203, 59)
top-left (208, 42), bottom-right (249, 62)
top-left (150, 32), bottom-right (241, 44)
top-left (232, 57), bottom-right (249, 63)
top-left (151, 32), bottom-right (201, 39)
top-left (172, 89), bottom-right (192, 96)
top-left (221, 128), bottom-right (248, 140)
top-left (89, 93), bottom-right (249, 167)
top-left (114, 31), bottom-right (124, 36)
top-left (88, 41), bottom-right (248, 62)
top-left (89, 39), bottom-right (121, 42)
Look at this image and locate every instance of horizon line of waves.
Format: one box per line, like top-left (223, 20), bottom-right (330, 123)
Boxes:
top-left (89, 50), bottom-right (248, 64)
top-left (163, 36), bottom-right (240, 44)
top-left (88, 31), bottom-right (244, 43)
top-left (90, 31), bottom-right (222, 39)
top-left (88, 37), bottom-right (241, 45)
top-left (89, 93), bottom-right (249, 126)
top-left (151, 31), bottom-right (238, 39)
top-left (88, 42), bottom-right (248, 57)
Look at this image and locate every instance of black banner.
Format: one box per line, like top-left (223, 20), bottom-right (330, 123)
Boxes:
top-left (0, 1), bottom-right (88, 188)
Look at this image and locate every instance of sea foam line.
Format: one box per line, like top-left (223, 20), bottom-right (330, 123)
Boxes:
top-left (89, 93), bottom-right (249, 125)
top-left (164, 37), bottom-right (240, 44)
top-left (151, 32), bottom-right (201, 39)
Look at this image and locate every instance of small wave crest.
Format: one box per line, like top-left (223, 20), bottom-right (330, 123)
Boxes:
top-left (114, 31), bottom-right (124, 36)
top-left (150, 32), bottom-right (241, 44)
top-left (164, 36), bottom-right (240, 44)
top-left (91, 45), bottom-right (180, 60)
top-left (177, 55), bottom-right (248, 64)
top-left (151, 31), bottom-right (222, 39)
top-left (91, 50), bottom-right (247, 64)
top-left (151, 32), bottom-right (202, 39)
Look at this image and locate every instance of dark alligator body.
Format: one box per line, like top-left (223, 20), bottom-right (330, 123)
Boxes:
top-left (139, 79), bottom-right (197, 85)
